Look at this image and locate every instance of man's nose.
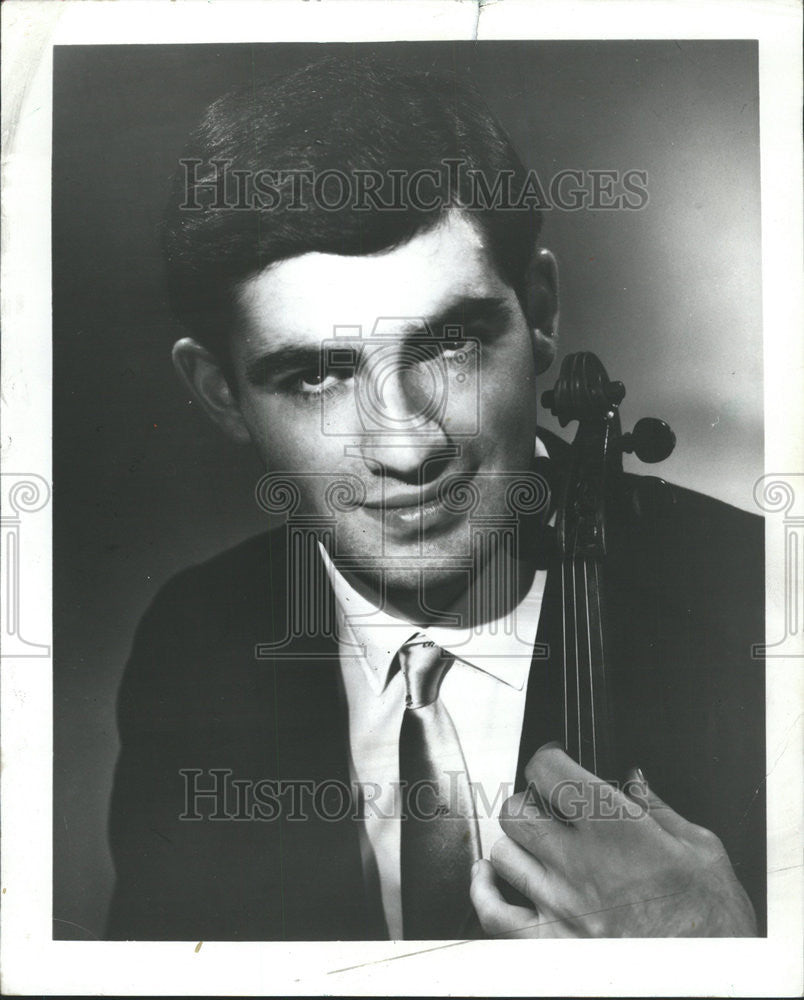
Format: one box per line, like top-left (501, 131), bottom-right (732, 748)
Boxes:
top-left (356, 360), bottom-right (451, 484)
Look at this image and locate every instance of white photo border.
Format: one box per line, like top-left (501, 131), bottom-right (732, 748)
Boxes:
top-left (1, 0), bottom-right (801, 995)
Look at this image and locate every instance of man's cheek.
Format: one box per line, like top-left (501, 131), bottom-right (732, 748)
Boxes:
top-left (482, 394), bottom-right (535, 459)
top-left (249, 408), bottom-right (327, 469)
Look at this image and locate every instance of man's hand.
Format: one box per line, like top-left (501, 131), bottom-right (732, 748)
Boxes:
top-left (470, 745), bottom-right (757, 938)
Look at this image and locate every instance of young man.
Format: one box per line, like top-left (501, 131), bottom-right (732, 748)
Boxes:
top-left (106, 55), bottom-right (764, 940)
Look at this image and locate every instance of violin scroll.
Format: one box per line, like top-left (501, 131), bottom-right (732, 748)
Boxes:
top-left (540, 353), bottom-right (625, 427)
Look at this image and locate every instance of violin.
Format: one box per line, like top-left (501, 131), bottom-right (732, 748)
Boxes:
top-left (540, 352), bottom-right (676, 779)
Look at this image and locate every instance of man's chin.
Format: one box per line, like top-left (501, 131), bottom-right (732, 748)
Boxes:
top-left (348, 562), bottom-right (472, 623)
top-left (328, 508), bottom-right (517, 618)
top-left (337, 522), bottom-right (474, 570)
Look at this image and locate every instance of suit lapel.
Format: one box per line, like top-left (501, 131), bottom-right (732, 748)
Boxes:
top-left (262, 536), bottom-right (384, 939)
top-left (515, 557), bottom-right (566, 789)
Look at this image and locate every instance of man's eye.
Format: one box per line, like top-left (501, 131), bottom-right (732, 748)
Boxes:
top-left (441, 339), bottom-right (470, 354)
top-left (412, 339), bottom-right (472, 364)
top-left (288, 367), bottom-right (351, 398)
top-left (438, 337), bottom-right (479, 361)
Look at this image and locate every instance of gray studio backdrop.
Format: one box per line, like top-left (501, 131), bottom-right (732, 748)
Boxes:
top-left (53, 41), bottom-right (761, 939)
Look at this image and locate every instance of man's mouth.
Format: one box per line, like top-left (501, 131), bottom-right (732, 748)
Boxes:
top-left (361, 480), bottom-right (466, 537)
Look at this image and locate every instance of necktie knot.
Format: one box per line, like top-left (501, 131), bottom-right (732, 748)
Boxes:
top-left (398, 634), bottom-right (453, 710)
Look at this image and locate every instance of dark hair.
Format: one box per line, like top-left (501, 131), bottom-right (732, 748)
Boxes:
top-left (164, 54), bottom-right (543, 364)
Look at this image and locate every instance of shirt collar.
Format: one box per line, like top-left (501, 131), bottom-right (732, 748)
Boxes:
top-left (319, 542), bottom-right (546, 696)
top-left (318, 436), bottom-right (551, 697)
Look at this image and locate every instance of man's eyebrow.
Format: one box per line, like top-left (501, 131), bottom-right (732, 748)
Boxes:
top-left (399, 296), bottom-right (514, 336)
top-left (243, 297), bottom-right (513, 385)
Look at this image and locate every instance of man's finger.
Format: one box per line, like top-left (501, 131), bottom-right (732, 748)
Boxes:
top-left (625, 767), bottom-right (691, 838)
top-left (524, 743), bottom-right (586, 792)
top-left (488, 834), bottom-right (574, 915)
top-left (523, 744), bottom-right (615, 823)
top-left (525, 746), bottom-right (652, 829)
top-left (470, 859), bottom-right (541, 937)
top-left (498, 789), bottom-right (575, 869)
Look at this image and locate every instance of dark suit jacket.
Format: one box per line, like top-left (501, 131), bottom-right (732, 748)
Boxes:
top-left (106, 441), bottom-right (766, 940)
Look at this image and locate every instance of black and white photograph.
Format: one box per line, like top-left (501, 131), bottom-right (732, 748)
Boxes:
top-left (1, 1), bottom-right (802, 995)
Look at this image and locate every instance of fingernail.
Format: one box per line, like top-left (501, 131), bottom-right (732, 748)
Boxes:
top-left (471, 860), bottom-right (480, 877)
top-left (629, 766), bottom-right (648, 786)
top-left (539, 740), bottom-right (565, 752)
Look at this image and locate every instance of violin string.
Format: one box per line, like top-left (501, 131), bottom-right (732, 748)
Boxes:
top-left (571, 557), bottom-right (581, 769)
top-left (563, 554), bottom-right (608, 775)
top-left (584, 559), bottom-right (597, 776)
top-left (561, 559), bottom-right (569, 754)
top-left (593, 559), bottom-right (607, 774)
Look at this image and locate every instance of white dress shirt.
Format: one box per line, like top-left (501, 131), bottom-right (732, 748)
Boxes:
top-left (318, 541), bottom-right (548, 938)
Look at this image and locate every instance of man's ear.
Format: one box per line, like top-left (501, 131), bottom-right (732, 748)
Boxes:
top-left (523, 247), bottom-right (559, 374)
top-left (172, 338), bottom-right (252, 445)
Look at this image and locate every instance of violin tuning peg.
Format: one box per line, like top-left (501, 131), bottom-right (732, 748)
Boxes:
top-left (605, 380), bottom-right (626, 406)
top-left (627, 476), bottom-right (677, 521)
top-left (621, 417), bottom-right (676, 463)
top-left (541, 388), bottom-right (572, 426)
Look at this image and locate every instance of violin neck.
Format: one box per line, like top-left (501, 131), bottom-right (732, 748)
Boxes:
top-left (541, 351), bottom-right (675, 785)
top-left (561, 555), bottom-right (616, 779)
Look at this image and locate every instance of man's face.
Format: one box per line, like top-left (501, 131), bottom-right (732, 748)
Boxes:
top-left (229, 211), bottom-right (541, 598)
